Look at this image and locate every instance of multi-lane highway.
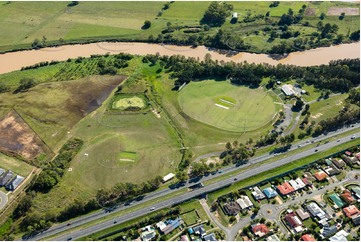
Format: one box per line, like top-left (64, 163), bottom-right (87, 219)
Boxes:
top-left (29, 125), bottom-right (359, 241)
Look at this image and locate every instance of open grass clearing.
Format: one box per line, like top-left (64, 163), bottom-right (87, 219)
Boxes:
top-left (0, 1), bottom-right (164, 51)
top-left (178, 80), bottom-right (277, 132)
top-left (0, 153), bottom-right (34, 177)
top-left (309, 94), bottom-right (349, 122)
top-left (30, 108), bottom-right (181, 216)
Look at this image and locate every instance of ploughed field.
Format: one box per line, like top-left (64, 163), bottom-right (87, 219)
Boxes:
top-left (178, 80), bottom-right (278, 132)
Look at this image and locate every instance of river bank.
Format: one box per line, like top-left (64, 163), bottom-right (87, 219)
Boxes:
top-left (0, 42), bottom-right (359, 75)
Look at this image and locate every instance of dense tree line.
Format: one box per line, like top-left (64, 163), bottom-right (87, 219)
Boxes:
top-left (32, 138), bottom-right (83, 192)
top-left (95, 176), bottom-right (163, 207)
top-left (222, 141), bottom-right (255, 165)
top-left (148, 54), bottom-right (359, 94)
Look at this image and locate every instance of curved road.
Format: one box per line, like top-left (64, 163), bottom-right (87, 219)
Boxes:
top-left (29, 129), bottom-right (359, 241)
top-left (0, 191), bottom-right (8, 211)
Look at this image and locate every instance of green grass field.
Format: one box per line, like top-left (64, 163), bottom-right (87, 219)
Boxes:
top-left (0, 153), bottom-right (34, 177)
top-left (0, 1), bottom-right (358, 53)
top-left (112, 95), bottom-right (145, 110)
top-left (178, 80), bottom-right (278, 132)
top-left (309, 94), bottom-right (349, 122)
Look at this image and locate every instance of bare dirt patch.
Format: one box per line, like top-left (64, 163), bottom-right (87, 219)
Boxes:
top-left (327, 7), bottom-right (359, 16)
top-left (305, 8), bottom-right (316, 16)
top-left (0, 110), bottom-right (51, 161)
top-left (311, 113), bottom-right (323, 119)
top-left (64, 75), bottom-right (127, 116)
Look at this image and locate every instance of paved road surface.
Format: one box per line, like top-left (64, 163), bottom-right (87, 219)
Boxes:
top-left (32, 131), bottom-right (359, 241)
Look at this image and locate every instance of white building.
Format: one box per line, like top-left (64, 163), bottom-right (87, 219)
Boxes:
top-left (236, 195), bottom-right (253, 210)
top-left (329, 230), bottom-right (348, 241)
top-left (163, 173), bottom-right (175, 182)
top-left (281, 84), bottom-right (296, 96)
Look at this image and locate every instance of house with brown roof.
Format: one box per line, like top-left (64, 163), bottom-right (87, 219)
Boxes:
top-left (341, 155), bottom-right (359, 166)
top-left (343, 205), bottom-right (360, 218)
top-left (331, 158), bottom-right (346, 169)
top-left (296, 208), bottom-right (310, 221)
top-left (284, 212), bottom-right (303, 233)
top-left (223, 201), bottom-right (241, 216)
top-left (301, 234), bottom-right (316, 241)
top-left (303, 172), bottom-right (316, 182)
top-left (313, 170), bottom-right (327, 181)
top-left (341, 189), bottom-right (356, 204)
top-left (322, 165), bottom-right (340, 176)
top-left (251, 223), bottom-right (269, 238)
top-left (277, 182), bottom-right (295, 196)
top-left (302, 177), bottom-right (312, 187)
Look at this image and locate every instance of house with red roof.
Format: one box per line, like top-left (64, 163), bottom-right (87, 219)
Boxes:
top-left (343, 205), bottom-right (360, 218)
top-left (301, 234), bottom-right (316, 241)
top-left (277, 181), bottom-right (295, 196)
top-left (341, 189), bottom-right (356, 204)
top-left (251, 223), bottom-right (269, 238)
top-left (313, 171), bottom-right (327, 181)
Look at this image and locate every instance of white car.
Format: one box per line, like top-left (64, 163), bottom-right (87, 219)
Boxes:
top-left (351, 135), bottom-right (356, 139)
top-left (150, 207), bottom-right (155, 211)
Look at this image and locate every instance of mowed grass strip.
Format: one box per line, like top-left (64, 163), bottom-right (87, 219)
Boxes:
top-left (112, 96), bottom-right (145, 110)
top-left (178, 80), bottom-right (277, 132)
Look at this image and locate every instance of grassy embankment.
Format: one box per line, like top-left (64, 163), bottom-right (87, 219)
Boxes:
top-left (0, 1), bottom-right (358, 53)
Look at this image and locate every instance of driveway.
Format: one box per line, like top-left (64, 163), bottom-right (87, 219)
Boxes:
top-left (0, 191), bottom-right (8, 211)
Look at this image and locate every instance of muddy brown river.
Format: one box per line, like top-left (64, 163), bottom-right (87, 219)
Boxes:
top-left (0, 42), bottom-right (359, 74)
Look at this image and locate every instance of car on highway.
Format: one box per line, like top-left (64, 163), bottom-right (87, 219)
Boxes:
top-left (150, 207), bottom-right (155, 211)
top-left (337, 139), bottom-right (341, 142)
top-left (351, 135), bottom-right (356, 139)
top-left (67, 223), bottom-right (71, 226)
top-left (218, 170), bottom-right (224, 173)
top-left (315, 149), bottom-right (318, 152)
top-left (67, 238), bottom-right (72, 241)
top-left (234, 178), bottom-right (238, 181)
top-left (298, 145), bottom-right (302, 148)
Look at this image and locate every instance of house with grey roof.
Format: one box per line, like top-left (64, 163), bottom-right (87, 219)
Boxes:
top-left (0, 170), bottom-right (14, 186)
top-left (321, 225), bottom-right (338, 238)
top-left (5, 175), bottom-right (24, 191)
top-left (203, 233), bottom-right (217, 241)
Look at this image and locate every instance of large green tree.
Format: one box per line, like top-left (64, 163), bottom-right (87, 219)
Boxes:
top-left (201, 2), bottom-right (233, 27)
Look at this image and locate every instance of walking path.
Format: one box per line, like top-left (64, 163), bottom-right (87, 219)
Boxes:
top-left (0, 191), bottom-right (8, 211)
